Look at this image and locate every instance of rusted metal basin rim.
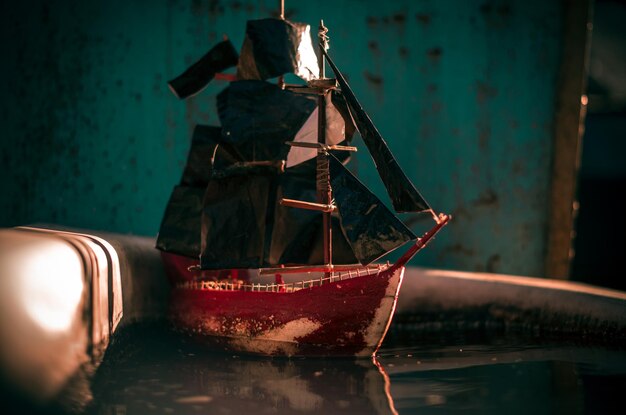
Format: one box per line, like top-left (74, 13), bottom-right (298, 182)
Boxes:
top-left (395, 267), bottom-right (626, 342)
top-left (0, 226), bottom-right (170, 405)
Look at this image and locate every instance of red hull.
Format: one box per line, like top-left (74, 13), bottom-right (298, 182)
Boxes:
top-left (162, 215), bottom-right (449, 357)
top-left (165, 256), bottom-right (404, 357)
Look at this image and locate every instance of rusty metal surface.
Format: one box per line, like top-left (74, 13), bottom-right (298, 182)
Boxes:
top-left (0, 0), bottom-right (581, 277)
top-left (545, 0), bottom-right (592, 279)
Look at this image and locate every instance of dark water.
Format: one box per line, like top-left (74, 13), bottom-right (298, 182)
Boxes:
top-left (9, 324), bottom-right (626, 414)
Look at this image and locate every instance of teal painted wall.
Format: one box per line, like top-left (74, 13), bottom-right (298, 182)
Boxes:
top-left (0, 0), bottom-right (568, 276)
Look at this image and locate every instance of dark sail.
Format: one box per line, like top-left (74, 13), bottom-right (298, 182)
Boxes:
top-left (180, 125), bottom-right (243, 186)
top-left (323, 49), bottom-right (432, 214)
top-left (199, 158), bottom-right (358, 270)
top-left (160, 84), bottom-right (353, 267)
top-left (201, 173), bottom-right (273, 269)
top-left (237, 18), bottom-right (319, 81)
top-left (269, 158), bottom-right (357, 266)
top-left (329, 155), bottom-right (416, 265)
top-left (168, 40), bottom-right (239, 99)
top-left (157, 124), bottom-right (243, 258)
top-left (217, 80), bottom-right (316, 161)
top-left (156, 186), bottom-right (205, 258)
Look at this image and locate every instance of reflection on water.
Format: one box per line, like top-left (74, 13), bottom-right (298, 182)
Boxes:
top-left (5, 323), bottom-right (626, 414)
top-left (87, 325), bottom-right (391, 414)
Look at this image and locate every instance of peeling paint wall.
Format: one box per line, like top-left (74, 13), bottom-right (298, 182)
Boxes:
top-left (0, 0), bottom-right (575, 277)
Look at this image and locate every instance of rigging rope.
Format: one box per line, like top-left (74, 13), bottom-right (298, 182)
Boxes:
top-left (318, 20), bottom-right (330, 51)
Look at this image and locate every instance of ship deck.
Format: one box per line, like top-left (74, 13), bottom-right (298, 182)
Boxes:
top-left (177, 263), bottom-right (390, 293)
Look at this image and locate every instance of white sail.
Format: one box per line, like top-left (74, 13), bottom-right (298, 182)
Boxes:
top-left (286, 94), bottom-right (346, 167)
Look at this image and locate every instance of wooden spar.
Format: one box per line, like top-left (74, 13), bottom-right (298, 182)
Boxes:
top-left (317, 20), bottom-right (332, 277)
top-left (280, 198), bottom-right (336, 212)
top-left (285, 79), bottom-right (338, 95)
top-left (285, 141), bottom-right (358, 152)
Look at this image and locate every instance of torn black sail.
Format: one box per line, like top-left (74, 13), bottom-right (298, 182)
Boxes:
top-left (217, 80), bottom-right (316, 161)
top-left (168, 40), bottom-right (239, 99)
top-left (269, 158), bottom-right (357, 266)
top-left (199, 158), bottom-right (357, 269)
top-left (323, 49), bottom-right (432, 214)
top-left (201, 172), bottom-right (274, 269)
top-left (157, 125), bottom-right (243, 259)
top-left (329, 155), bottom-right (416, 265)
top-left (156, 185), bottom-right (205, 259)
top-left (237, 18), bottom-right (319, 81)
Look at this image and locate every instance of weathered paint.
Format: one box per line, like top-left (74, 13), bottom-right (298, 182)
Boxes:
top-left (0, 0), bottom-right (582, 277)
top-left (168, 266), bottom-right (404, 356)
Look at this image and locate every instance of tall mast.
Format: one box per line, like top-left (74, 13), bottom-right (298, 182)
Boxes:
top-left (279, 21), bottom-right (357, 270)
top-left (277, 0), bottom-right (286, 89)
top-left (317, 20), bottom-right (332, 272)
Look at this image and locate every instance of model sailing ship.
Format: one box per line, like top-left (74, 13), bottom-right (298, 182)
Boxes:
top-left (156, 6), bottom-right (450, 357)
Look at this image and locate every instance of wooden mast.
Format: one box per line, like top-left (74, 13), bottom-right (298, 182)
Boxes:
top-left (277, 0), bottom-right (286, 89)
top-left (317, 20), bottom-right (332, 276)
top-left (277, 21), bottom-right (356, 274)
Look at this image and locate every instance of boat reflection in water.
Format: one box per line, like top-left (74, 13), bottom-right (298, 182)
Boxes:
top-left (87, 325), bottom-right (397, 415)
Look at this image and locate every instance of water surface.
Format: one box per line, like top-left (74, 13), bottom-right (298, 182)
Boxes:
top-left (5, 323), bottom-right (624, 414)
top-left (80, 325), bottom-right (626, 415)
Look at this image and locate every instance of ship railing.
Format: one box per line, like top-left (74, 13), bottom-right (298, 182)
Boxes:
top-left (178, 263), bottom-right (389, 293)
